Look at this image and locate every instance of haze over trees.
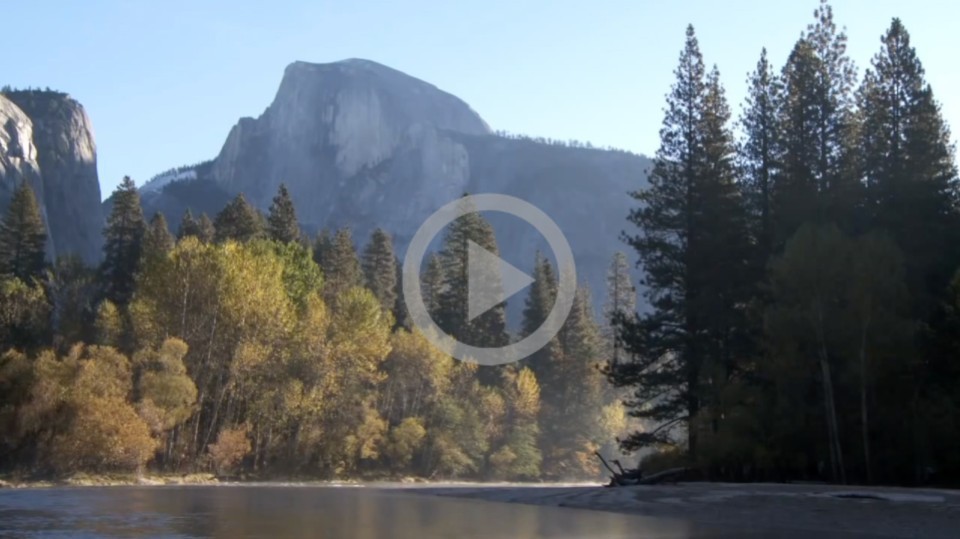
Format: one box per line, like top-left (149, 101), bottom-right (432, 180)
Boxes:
top-left (608, 1), bottom-right (960, 485)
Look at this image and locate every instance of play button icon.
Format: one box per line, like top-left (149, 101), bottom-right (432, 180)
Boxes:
top-left (467, 240), bottom-right (535, 322)
top-left (403, 194), bottom-right (578, 366)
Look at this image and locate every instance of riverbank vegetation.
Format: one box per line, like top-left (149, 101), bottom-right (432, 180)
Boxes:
top-left (0, 179), bottom-right (627, 481)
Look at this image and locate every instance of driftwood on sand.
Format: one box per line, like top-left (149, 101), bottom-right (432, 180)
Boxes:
top-left (594, 451), bottom-right (689, 487)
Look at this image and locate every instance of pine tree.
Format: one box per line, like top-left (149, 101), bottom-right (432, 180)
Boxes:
top-left (804, 0), bottom-right (861, 230)
top-left (434, 197), bottom-right (508, 350)
top-left (421, 253), bottom-right (444, 319)
top-left (361, 228), bottom-right (397, 314)
top-left (197, 214), bottom-right (215, 243)
top-left (547, 287), bottom-right (606, 478)
top-left (859, 18), bottom-right (959, 315)
top-left (603, 251), bottom-right (635, 364)
top-left (522, 252), bottom-right (557, 337)
top-left (142, 213), bottom-right (175, 261)
top-left (740, 48), bottom-right (783, 262)
top-left (177, 209), bottom-right (199, 240)
top-left (520, 252), bottom-right (563, 388)
top-left (776, 39), bottom-right (823, 242)
top-left (214, 194), bottom-right (262, 243)
top-left (312, 228), bottom-right (333, 269)
top-left (608, 27), bottom-right (751, 458)
top-left (321, 228), bottom-right (362, 304)
top-left (267, 184), bottom-right (300, 244)
top-left (100, 176), bottom-right (145, 306)
top-left (0, 182), bottom-right (47, 281)
top-left (776, 1), bottom-right (860, 241)
top-left (392, 257), bottom-right (410, 330)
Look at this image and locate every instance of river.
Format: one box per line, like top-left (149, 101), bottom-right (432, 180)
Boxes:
top-left (0, 484), bottom-right (699, 538)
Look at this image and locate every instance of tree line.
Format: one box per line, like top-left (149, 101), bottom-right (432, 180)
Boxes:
top-left (491, 129), bottom-right (637, 155)
top-left (0, 178), bottom-right (630, 480)
top-left (608, 1), bottom-right (960, 485)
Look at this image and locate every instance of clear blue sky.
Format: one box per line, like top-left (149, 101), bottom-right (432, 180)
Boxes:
top-left (4, 1), bottom-right (958, 199)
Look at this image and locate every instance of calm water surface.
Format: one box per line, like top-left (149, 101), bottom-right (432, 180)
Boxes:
top-left (0, 485), bottom-right (702, 538)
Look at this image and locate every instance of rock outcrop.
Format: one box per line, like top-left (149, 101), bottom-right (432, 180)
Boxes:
top-left (140, 59), bottom-right (649, 317)
top-left (210, 59), bottom-right (490, 215)
top-left (0, 90), bottom-right (103, 264)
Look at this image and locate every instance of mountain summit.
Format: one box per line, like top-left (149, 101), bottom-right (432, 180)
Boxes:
top-left (210, 58), bottom-right (494, 232)
top-left (130, 59), bottom-right (650, 315)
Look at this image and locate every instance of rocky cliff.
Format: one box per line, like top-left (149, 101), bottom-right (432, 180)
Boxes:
top-left (139, 59), bottom-right (649, 318)
top-left (0, 90), bottom-right (103, 264)
top-left (210, 59), bottom-right (491, 216)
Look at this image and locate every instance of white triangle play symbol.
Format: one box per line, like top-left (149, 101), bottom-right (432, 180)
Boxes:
top-left (467, 240), bottom-right (534, 322)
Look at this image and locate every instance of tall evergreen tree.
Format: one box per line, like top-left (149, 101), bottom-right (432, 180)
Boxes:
top-left (143, 213), bottom-right (175, 261)
top-left (100, 176), bottom-right (145, 306)
top-left (522, 252), bottom-right (558, 337)
top-left (197, 213), bottom-right (216, 243)
top-left (177, 209), bottom-right (199, 240)
top-left (321, 228), bottom-right (363, 304)
top-left (392, 257), bottom-right (410, 330)
top-left (776, 39), bottom-right (823, 242)
top-left (858, 19), bottom-right (960, 484)
top-left (0, 182), bottom-right (47, 281)
top-left (805, 0), bottom-right (861, 230)
top-left (859, 18), bottom-right (959, 315)
top-left (547, 287), bottom-right (606, 477)
top-left (214, 194), bottom-right (262, 243)
top-left (776, 1), bottom-right (860, 241)
top-left (520, 252), bottom-right (563, 387)
top-left (608, 27), bottom-right (750, 458)
top-left (434, 197), bottom-right (508, 350)
top-left (521, 262), bottom-right (609, 478)
top-left (740, 48), bottom-right (783, 263)
top-left (312, 229), bottom-right (333, 269)
top-left (421, 253), bottom-right (444, 319)
top-left (603, 251), bottom-right (635, 365)
top-left (361, 228), bottom-right (397, 314)
top-left (267, 184), bottom-right (300, 244)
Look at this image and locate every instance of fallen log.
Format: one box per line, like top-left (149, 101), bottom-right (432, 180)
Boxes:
top-left (595, 452), bottom-right (690, 486)
top-left (634, 467), bottom-right (688, 485)
top-left (595, 452), bottom-right (642, 486)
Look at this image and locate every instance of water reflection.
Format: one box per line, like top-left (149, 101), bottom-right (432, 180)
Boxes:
top-left (0, 485), bottom-right (695, 538)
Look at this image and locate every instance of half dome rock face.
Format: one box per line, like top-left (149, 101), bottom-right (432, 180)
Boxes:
top-left (270, 59), bottom-right (489, 178)
top-left (3, 90), bottom-right (103, 264)
top-left (153, 58), bottom-right (650, 318)
top-left (211, 59), bottom-right (489, 225)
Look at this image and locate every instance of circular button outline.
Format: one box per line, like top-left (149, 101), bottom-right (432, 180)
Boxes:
top-left (402, 194), bottom-right (577, 366)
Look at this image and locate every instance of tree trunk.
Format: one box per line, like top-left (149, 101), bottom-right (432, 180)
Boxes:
top-left (815, 300), bottom-right (846, 484)
top-left (859, 313), bottom-right (873, 484)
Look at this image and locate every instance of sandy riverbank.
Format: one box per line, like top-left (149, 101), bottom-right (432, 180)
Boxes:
top-left (406, 482), bottom-right (960, 538)
top-left (0, 472), bottom-right (220, 488)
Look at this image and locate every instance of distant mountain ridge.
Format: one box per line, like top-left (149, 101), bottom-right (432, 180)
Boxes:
top-left (128, 58), bottom-right (650, 317)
